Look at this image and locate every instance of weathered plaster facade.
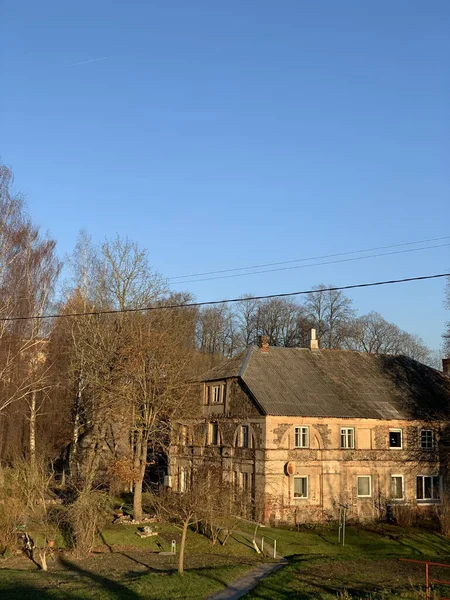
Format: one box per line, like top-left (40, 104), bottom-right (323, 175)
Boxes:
top-left (169, 343), bottom-right (450, 524)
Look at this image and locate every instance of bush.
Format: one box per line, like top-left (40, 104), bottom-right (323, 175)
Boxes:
top-left (64, 491), bottom-right (110, 557)
top-left (436, 495), bottom-right (450, 537)
top-left (388, 504), bottom-right (417, 527)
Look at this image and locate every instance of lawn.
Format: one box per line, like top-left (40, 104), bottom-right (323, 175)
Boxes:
top-left (0, 522), bottom-right (265, 599)
top-left (240, 523), bottom-right (450, 599)
top-left (2, 522), bottom-right (450, 599)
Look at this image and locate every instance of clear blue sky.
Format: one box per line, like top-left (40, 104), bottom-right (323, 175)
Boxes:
top-left (1, 1), bottom-right (449, 352)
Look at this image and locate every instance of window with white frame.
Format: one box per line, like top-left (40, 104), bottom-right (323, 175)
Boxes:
top-left (389, 429), bottom-right (402, 448)
top-left (357, 476), bottom-right (371, 497)
top-left (421, 430), bottom-right (434, 450)
top-left (340, 427), bottom-right (355, 449)
top-left (293, 476), bottom-right (308, 498)
top-left (294, 426), bottom-right (310, 448)
top-left (212, 384), bottom-right (222, 403)
top-left (390, 475), bottom-right (404, 500)
top-left (205, 383), bottom-right (225, 404)
top-left (416, 476), bottom-right (441, 502)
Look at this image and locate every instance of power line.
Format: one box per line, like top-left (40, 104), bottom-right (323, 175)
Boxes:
top-left (168, 235), bottom-right (450, 280)
top-left (170, 243), bottom-right (450, 284)
top-left (2, 272), bottom-right (449, 323)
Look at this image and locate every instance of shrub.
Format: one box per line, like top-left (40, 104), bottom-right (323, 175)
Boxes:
top-left (389, 504), bottom-right (417, 527)
top-left (64, 490), bottom-right (110, 557)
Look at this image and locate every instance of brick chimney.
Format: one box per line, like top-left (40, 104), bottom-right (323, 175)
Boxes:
top-left (259, 335), bottom-right (269, 353)
top-left (307, 328), bottom-right (319, 350)
top-left (443, 358), bottom-right (450, 376)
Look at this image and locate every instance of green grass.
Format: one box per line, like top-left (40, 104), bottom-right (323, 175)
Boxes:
top-left (2, 523), bottom-right (450, 599)
top-left (239, 523), bottom-right (450, 599)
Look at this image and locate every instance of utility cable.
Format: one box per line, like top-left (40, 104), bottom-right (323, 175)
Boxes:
top-left (170, 243), bottom-right (450, 284)
top-left (168, 235), bottom-right (450, 280)
top-left (1, 272), bottom-right (449, 322)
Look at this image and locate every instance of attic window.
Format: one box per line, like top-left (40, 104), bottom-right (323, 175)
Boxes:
top-left (389, 429), bottom-right (402, 449)
top-left (205, 383), bottom-right (225, 405)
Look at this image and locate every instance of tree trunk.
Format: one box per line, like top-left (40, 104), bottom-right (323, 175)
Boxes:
top-left (29, 390), bottom-right (37, 474)
top-left (133, 437), bottom-right (147, 521)
top-left (178, 518), bottom-right (190, 576)
top-left (69, 379), bottom-right (83, 476)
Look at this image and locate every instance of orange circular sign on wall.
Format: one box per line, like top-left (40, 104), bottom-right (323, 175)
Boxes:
top-left (285, 462), bottom-right (295, 476)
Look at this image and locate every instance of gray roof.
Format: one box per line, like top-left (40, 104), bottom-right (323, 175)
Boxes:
top-left (199, 346), bottom-right (450, 420)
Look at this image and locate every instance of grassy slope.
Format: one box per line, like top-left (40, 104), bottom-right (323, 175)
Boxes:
top-left (241, 524), bottom-right (450, 599)
top-left (1, 523), bottom-right (450, 599)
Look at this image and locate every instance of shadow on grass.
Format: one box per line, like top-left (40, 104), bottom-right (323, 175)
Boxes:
top-left (59, 557), bottom-right (142, 599)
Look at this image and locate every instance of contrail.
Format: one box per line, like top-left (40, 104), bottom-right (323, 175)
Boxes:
top-left (69, 56), bottom-right (107, 67)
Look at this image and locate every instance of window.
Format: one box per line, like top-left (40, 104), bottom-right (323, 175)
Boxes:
top-left (241, 425), bottom-right (249, 448)
top-left (421, 430), bottom-right (434, 450)
top-left (390, 475), bottom-right (404, 500)
top-left (241, 472), bottom-right (249, 493)
top-left (209, 422), bottom-right (219, 445)
top-left (212, 385), bottom-right (221, 403)
top-left (417, 476), bottom-right (441, 502)
top-left (205, 383), bottom-right (225, 404)
top-left (294, 426), bottom-right (310, 448)
top-left (357, 476), bottom-right (371, 497)
top-left (293, 476), bottom-right (308, 498)
top-left (389, 429), bottom-right (402, 448)
top-left (340, 427), bottom-right (355, 449)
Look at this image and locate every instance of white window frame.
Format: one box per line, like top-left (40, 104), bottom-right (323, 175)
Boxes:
top-left (212, 384), bottom-right (222, 404)
top-left (293, 476), bottom-right (309, 499)
top-left (416, 475), bottom-right (442, 503)
top-left (357, 475), bottom-right (372, 498)
top-left (389, 428), bottom-right (403, 449)
top-left (340, 427), bottom-right (355, 449)
top-left (421, 429), bottom-right (434, 450)
top-left (390, 474), bottom-right (404, 500)
top-left (294, 426), bottom-right (310, 448)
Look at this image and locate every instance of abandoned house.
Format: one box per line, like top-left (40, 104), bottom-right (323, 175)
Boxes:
top-left (169, 333), bottom-right (450, 523)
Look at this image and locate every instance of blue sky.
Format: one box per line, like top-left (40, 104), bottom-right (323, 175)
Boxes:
top-left (1, 1), bottom-right (449, 351)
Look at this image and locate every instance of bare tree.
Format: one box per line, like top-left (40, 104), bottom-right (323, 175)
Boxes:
top-left (196, 305), bottom-right (238, 358)
top-left (304, 284), bottom-right (354, 348)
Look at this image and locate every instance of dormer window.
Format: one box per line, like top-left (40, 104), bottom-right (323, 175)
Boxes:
top-left (204, 383), bottom-right (226, 405)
